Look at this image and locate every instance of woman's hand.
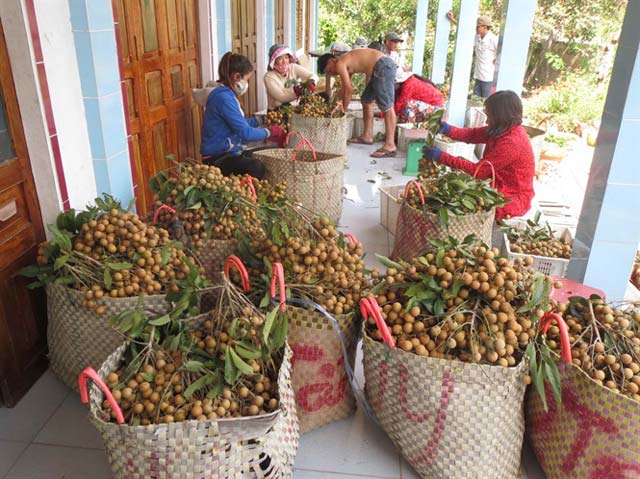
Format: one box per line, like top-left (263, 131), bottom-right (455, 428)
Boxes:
top-left (268, 125), bottom-right (286, 146)
top-left (422, 145), bottom-right (443, 162)
top-left (439, 121), bottom-right (452, 136)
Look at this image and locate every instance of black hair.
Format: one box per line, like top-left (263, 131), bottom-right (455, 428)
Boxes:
top-left (318, 53), bottom-right (336, 75)
top-left (368, 41), bottom-right (387, 53)
top-left (414, 74), bottom-right (437, 87)
top-left (484, 90), bottom-right (523, 137)
top-left (218, 52), bottom-right (254, 89)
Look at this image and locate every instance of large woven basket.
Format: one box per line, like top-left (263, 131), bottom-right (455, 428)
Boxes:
top-left (192, 239), bottom-right (237, 280)
top-left (47, 284), bottom-right (170, 390)
top-left (287, 305), bottom-right (358, 433)
top-left (526, 361), bottom-right (640, 478)
top-left (362, 330), bottom-right (527, 479)
top-left (391, 202), bottom-right (495, 261)
top-left (254, 141), bottom-right (345, 222)
top-left (86, 343), bottom-right (299, 479)
top-left (289, 114), bottom-right (352, 155)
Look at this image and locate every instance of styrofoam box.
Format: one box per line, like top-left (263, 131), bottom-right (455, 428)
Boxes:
top-left (503, 218), bottom-right (573, 277)
top-left (434, 136), bottom-right (477, 161)
top-left (397, 124), bottom-right (430, 151)
top-left (379, 185), bottom-right (405, 236)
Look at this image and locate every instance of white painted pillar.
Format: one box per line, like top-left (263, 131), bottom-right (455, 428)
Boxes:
top-left (447, 0), bottom-right (480, 126)
top-left (431, 0), bottom-right (453, 84)
top-left (256, 0), bottom-right (267, 110)
top-left (411, 0), bottom-right (429, 74)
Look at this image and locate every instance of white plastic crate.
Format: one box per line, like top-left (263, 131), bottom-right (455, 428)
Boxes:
top-left (434, 136), bottom-right (476, 161)
top-left (397, 124), bottom-right (430, 151)
top-left (503, 219), bottom-right (572, 277)
top-left (379, 185), bottom-right (405, 235)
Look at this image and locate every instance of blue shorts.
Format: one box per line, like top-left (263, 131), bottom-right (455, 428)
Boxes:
top-left (473, 79), bottom-right (493, 98)
top-left (361, 56), bottom-right (397, 112)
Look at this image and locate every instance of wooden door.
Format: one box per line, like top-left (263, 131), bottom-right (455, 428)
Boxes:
top-left (231, 0), bottom-right (258, 116)
top-left (0, 21), bottom-right (47, 407)
top-left (275, 0), bottom-right (285, 45)
top-left (116, 0), bottom-right (202, 216)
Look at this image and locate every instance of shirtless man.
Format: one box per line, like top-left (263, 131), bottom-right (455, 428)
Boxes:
top-left (319, 48), bottom-right (398, 158)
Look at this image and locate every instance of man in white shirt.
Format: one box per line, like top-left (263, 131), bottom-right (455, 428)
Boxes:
top-left (472, 15), bottom-right (498, 98)
top-left (384, 32), bottom-right (404, 68)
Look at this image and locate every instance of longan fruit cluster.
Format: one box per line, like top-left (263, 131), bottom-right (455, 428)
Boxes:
top-left (547, 299), bottom-right (640, 402)
top-left (367, 247), bottom-right (542, 367)
top-left (510, 238), bottom-right (573, 259)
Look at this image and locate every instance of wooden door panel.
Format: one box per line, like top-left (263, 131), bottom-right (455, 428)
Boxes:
top-left (231, 0), bottom-right (258, 116)
top-left (275, 0), bottom-right (284, 44)
top-left (116, 0), bottom-right (201, 215)
top-left (0, 21), bottom-right (47, 406)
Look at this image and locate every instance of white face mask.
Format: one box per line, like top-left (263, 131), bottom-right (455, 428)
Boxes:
top-left (234, 79), bottom-right (249, 96)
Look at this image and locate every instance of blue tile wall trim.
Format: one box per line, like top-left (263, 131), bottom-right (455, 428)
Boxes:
top-left (73, 31), bottom-right (97, 97)
top-left (107, 151), bottom-right (134, 206)
top-left (86, 0), bottom-right (114, 30)
top-left (93, 158), bottom-right (110, 195)
top-left (90, 31), bottom-right (121, 96)
top-left (69, 0), bottom-right (89, 31)
top-left (83, 98), bottom-right (105, 158)
top-left (99, 93), bottom-right (128, 158)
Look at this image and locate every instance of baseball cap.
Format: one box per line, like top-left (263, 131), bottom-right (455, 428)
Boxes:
top-left (384, 32), bottom-right (403, 43)
top-left (329, 41), bottom-right (351, 55)
top-left (352, 37), bottom-right (368, 49)
top-left (477, 16), bottom-right (493, 27)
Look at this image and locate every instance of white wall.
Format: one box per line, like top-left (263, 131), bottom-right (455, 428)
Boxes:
top-left (34, 0), bottom-right (96, 209)
top-left (0, 0), bottom-right (61, 228)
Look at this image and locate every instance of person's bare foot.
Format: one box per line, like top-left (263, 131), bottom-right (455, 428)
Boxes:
top-left (348, 136), bottom-right (374, 145)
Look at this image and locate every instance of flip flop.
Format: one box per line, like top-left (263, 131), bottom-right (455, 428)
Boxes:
top-left (370, 147), bottom-right (397, 158)
top-left (348, 137), bottom-right (374, 145)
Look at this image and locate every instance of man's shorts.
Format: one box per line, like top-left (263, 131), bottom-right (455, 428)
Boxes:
top-left (473, 79), bottom-right (493, 98)
top-left (361, 56), bottom-right (397, 112)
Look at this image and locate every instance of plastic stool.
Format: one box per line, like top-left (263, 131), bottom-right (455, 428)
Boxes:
top-left (403, 141), bottom-right (425, 176)
top-left (549, 276), bottom-right (606, 303)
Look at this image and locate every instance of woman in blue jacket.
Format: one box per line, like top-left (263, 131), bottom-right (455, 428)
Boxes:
top-left (201, 52), bottom-right (284, 178)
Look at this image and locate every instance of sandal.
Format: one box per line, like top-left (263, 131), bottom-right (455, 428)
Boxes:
top-left (348, 137), bottom-right (374, 145)
top-left (369, 147), bottom-right (397, 158)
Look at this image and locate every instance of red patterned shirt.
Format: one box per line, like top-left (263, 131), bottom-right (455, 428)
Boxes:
top-left (439, 124), bottom-right (535, 219)
top-left (394, 75), bottom-right (445, 116)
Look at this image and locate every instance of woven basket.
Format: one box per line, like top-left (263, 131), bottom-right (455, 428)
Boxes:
top-left (87, 342), bottom-right (299, 479)
top-left (526, 361), bottom-right (640, 479)
top-left (287, 306), bottom-right (358, 433)
top-left (362, 330), bottom-right (527, 479)
top-left (289, 114), bottom-right (352, 155)
top-left (391, 202), bottom-right (495, 261)
top-left (192, 239), bottom-right (237, 280)
top-left (254, 140), bottom-right (345, 222)
top-left (47, 284), bottom-right (170, 391)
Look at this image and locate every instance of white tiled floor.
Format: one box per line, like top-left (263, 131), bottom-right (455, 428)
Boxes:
top-left (0, 142), bottom-right (548, 478)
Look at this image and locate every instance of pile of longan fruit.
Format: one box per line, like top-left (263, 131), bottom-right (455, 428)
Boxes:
top-left (37, 209), bottom-right (201, 313)
top-left (418, 157), bottom-right (443, 179)
top-left (153, 164), bottom-right (263, 246)
top-left (509, 237), bottom-right (573, 259)
top-left (546, 298), bottom-right (640, 402)
top-left (366, 247), bottom-right (543, 367)
top-left (101, 310), bottom-right (281, 425)
top-left (244, 218), bottom-right (368, 315)
top-left (296, 94), bottom-right (329, 118)
top-left (402, 177), bottom-right (439, 209)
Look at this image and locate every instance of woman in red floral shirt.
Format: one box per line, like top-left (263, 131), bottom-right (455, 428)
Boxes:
top-left (422, 90), bottom-right (534, 219)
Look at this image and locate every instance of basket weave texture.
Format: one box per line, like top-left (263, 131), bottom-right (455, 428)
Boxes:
top-left (391, 202), bottom-right (495, 260)
top-left (362, 331), bottom-right (527, 479)
top-left (289, 114), bottom-right (352, 155)
top-left (287, 306), bottom-right (358, 433)
top-left (254, 148), bottom-right (345, 222)
top-left (526, 361), bottom-right (640, 479)
top-left (193, 239), bottom-right (237, 280)
top-left (89, 343), bottom-right (299, 479)
top-left (46, 284), bottom-right (170, 390)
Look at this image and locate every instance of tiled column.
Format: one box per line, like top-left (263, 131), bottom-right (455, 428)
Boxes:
top-left (446, 0), bottom-right (479, 126)
top-left (216, 0), bottom-right (232, 57)
top-left (411, 0), bottom-right (429, 75)
top-left (266, 0), bottom-right (275, 52)
top-left (567, 1), bottom-right (640, 299)
top-left (69, 0), bottom-right (133, 207)
top-left (495, 0), bottom-right (537, 94)
top-left (290, 0), bottom-right (297, 50)
top-left (430, 0), bottom-right (453, 84)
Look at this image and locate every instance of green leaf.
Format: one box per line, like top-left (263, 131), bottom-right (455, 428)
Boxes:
top-left (234, 342), bottom-right (262, 360)
top-left (228, 347), bottom-right (255, 375)
top-left (535, 358), bottom-right (548, 412)
top-left (19, 264), bottom-right (43, 278)
top-left (188, 201), bottom-right (202, 210)
top-left (183, 360), bottom-right (204, 372)
top-left (375, 254), bottom-right (403, 270)
top-left (53, 255), bottom-right (69, 271)
top-left (103, 269), bottom-right (113, 290)
top-left (224, 348), bottom-right (240, 384)
top-left (141, 372), bottom-right (155, 382)
top-left (183, 373), bottom-right (214, 399)
top-left (206, 381), bottom-right (224, 399)
top-left (105, 262), bottom-right (133, 271)
top-left (544, 357), bottom-right (563, 406)
top-left (148, 314), bottom-right (171, 326)
top-left (262, 308), bottom-right (278, 343)
top-left (438, 207), bottom-right (449, 228)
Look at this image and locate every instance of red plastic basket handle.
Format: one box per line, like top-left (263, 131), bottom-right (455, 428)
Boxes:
top-left (330, 101), bottom-right (345, 118)
top-left (269, 262), bottom-right (287, 311)
top-left (285, 130), bottom-right (317, 161)
top-left (224, 255), bottom-right (250, 292)
top-left (239, 176), bottom-right (257, 200)
top-left (403, 180), bottom-right (425, 205)
top-left (473, 160), bottom-right (496, 188)
top-left (78, 367), bottom-right (125, 424)
top-left (152, 204), bottom-right (176, 225)
top-left (360, 297), bottom-right (395, 349)
top-left (344, 233), bottom-right (358, 245)
top-left (539, 312), bottom-right (572, 364)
